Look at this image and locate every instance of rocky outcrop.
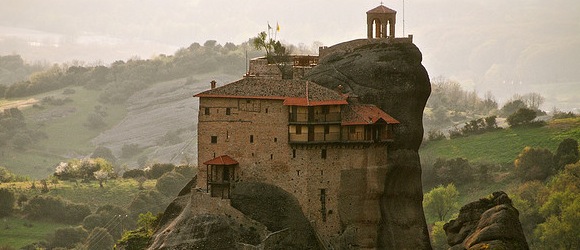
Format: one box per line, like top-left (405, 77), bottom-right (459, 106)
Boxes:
top-left (444, 191), bottom-right (529, 250)
top-left (149, 180), bottom-right (319, 249)
top-left (306, 41), bottom-right (432, 249)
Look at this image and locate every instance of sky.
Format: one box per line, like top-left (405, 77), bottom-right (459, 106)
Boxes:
top-left (1, 0), bottom-right (579, 109)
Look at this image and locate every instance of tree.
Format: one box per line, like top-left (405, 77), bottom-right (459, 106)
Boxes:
top-left (514, 147), bottom-right (555, 181)
top-left (507, 108), bottom-right (537, 127)
top-left (155, 171), bottom-right (187, 196)
top-left (423, 183), bottom-right (459, 221)
top-left (91, 147), bottom-right (117, 164)
top-left (146, 163), bottom-right (175, 179)
top-left (430, 221), bottom-right (449, 250)
top-left (535, 193), bottom-right (580, 249)
top-left (554, 138), bottom-right (579, 171)
top-left (500, 99), bottom-right (527, 117)
top-left (0, 188), bottom-right (15, 217)
top-left (117, 212), bottom-right (160, 250)
top-left (50, 226), bottom-right (88, 249)
top-left (86, 227), bottom-right (114, 250)
top-left (252, 31), bottom-right (292, 79)
top-left (521, 92), bottom-right (545, 110)
top-left (94, 170), bottom-right (109, 188)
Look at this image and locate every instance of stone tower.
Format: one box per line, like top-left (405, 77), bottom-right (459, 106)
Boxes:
top-left (367, 4), bottom-right (397, 39)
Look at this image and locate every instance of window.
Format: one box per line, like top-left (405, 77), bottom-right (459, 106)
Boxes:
top-left (250, 135), bottom-right (254, 143)
top-left (349, 126), bottom-right (356, 133)
top-left (296, 125), bottom-right (302, 135)
top-left (211, 136), bottom-right (217, 144)
top-left (204, 107), bottom-right (210, 115)
top-left (322, 106), bottom-right (329, 114)
top-left (270, 154), bottom-right (273, 160)
top-left (321, 149), bottom-right (327, 159)
top-left (265, 108), bottom-right (269, 113)
top-left (292, 149), bottom-right (296, 158)
top-left (226, 108), bottom-right (231, 115)
top-left (296, 170), bottom-right (300, 176)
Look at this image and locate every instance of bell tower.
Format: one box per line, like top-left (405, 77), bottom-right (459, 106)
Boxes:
top-left (367, 4), bottom-right (397, 39)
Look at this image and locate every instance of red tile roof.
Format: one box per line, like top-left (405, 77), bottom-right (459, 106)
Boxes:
top-left (367, 5), bottom-right (397, 14)
top-left (194, 78), bottom-right (347, 107)
top-left (342, 104), bottom-right (400, 125)
top-left (203, 155), bottom-right (238, 166)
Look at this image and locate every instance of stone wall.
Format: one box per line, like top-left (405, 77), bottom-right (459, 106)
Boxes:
top-left (197, 96), bottom-right (389, 248)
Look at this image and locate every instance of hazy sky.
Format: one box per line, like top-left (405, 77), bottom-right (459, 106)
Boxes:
top-left (1, 0), bottom-right (579, 108)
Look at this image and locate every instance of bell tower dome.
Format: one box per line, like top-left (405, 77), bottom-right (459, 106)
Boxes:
top-left (367, 4), bottom-right (397, 39)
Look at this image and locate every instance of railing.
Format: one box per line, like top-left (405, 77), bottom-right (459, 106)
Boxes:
top-left (289, 132), bottom-right (340, 143)
top-left (289, 112), bottom-right (341, 123)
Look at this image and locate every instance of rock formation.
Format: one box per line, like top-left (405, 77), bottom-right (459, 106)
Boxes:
top-left (444, 191), bottom-right (529, 250)
top-left (149, 42), bottom-right (432, 249)
top-left (306, 41), bottom-right (432, 249)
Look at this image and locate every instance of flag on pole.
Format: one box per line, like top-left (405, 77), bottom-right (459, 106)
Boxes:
top-left (268, 22), bottom-right (272, 30)
top-left (276, 22), bottom-right (280, 32)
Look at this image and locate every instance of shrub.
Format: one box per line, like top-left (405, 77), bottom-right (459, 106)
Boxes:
top-left (127, 190), bottom-right (168, 217)
top-left (514, 147), bottom-right (555, 181)
top-left (432, 158), bottom-right (474, 185)
top-left (86, 227), bottom-right (115, 250)
top-left (123, 168), bottom-right (146, 178)
top-left (146, 163), bottom-right (175, 179)
top-left (23, 196), bottom-right (91, 224)
top-left (507, 108), bottom-right (537, 127)
top-left (121, 143), bottom-right (143, 158)
top-left (156, 171), bottom-right (187, 196)
top-left (554, 138), bottom-right (579, 171)
top-left (0, 188), bottom-right (15, 217)
top-left (50, 226), bottom-right (88, 249)
top-left (427, 130), bottom-right (446, 141)
top-left (174, 165), bottom-right (195, 178)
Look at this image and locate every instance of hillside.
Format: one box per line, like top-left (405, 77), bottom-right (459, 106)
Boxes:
top-left (420, 117), bottom-right (580, 165)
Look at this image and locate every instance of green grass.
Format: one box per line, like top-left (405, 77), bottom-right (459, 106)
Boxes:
top-left (0, 178), bottom-right (158, 248)
top-left (0, 216), bottom-right (67, 249)
top-left (1, 86), bottom-right (127, 179)
top-left (420, 117), bottom-right (580, 165)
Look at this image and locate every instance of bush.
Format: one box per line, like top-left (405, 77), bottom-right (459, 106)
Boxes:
top-left (123, 168), bottom-right (146, 178)
top-left (174, 165), bottom-right (195, 179)
top-left (50, 226), bottom-right (88, 249)
top-left (23, 196), bottom-right (91, 224)
top-left (554, 138), bottom-right (579, 171)
top-left (0, 188), bottom-right (15, 217)
top-left (432, 158), bottom-right (474, 185)
top-left (146, 163), bottom-right (175, 179)
top-left (86, 227), bottom-right (115, 250)
top-left (156, 171), bottom-right (187, 196)
top-left (427, 130), bottom-right (446, 141)
top-left (514, 147), bottom-right (555, 181)
top-left (82, 205), bottom-right (132, 240)
top-left (121, 143), bottom-right (143, 158)
top-left (507, 108), bottom-right (537, 127)
top-left (127, 190), bottom-right (168, 217)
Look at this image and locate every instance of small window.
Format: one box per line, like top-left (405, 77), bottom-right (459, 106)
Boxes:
top-left (349, 126), bottom-right (356, 133)
top-left (321, 149), bottom-right (327, 159)
top-left (211, 136), bottom-right (217, 144)
top-left (250, 135), bottom-right (254, 143)
top-left (270, 154), bottom-right (273, 160)
top-left (204, 107), bottom-right (210, 115)
top-left (324, 125), bottom-right (329, 134)
top-left (296, 125), bottom-right (302, 135)
top-left (265, 108), bottom-right (269, 113)
top-left (274, 137), bottom-right (278, 142)
top-left (296, 170), bottom-right (300, 176)
top-left (292, 149), bottom-right (296, 158)
top-left (226, 108), bottom-right (231, 115)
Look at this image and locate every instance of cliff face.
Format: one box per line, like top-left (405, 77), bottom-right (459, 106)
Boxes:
top-left (444, 191), bottom-right (529, 250)
top-left (149, 41), bottom-right (432, 249)
top-left (306, 41), bottom-right (432, 249)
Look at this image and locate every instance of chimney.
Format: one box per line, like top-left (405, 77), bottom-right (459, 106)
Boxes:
top-left (336, 84), bottom-right (344, 94)
top-left (210, 80), bottom-right (217, 89)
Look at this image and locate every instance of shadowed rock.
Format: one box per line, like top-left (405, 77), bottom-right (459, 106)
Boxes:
top-left (444, 191), bottom-right (529, 250)
top-left (306, 42), bottom-right (432, 249)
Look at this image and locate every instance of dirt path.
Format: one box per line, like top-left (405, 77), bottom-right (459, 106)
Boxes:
top-left (0, 98), bottom-right (39, 111)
